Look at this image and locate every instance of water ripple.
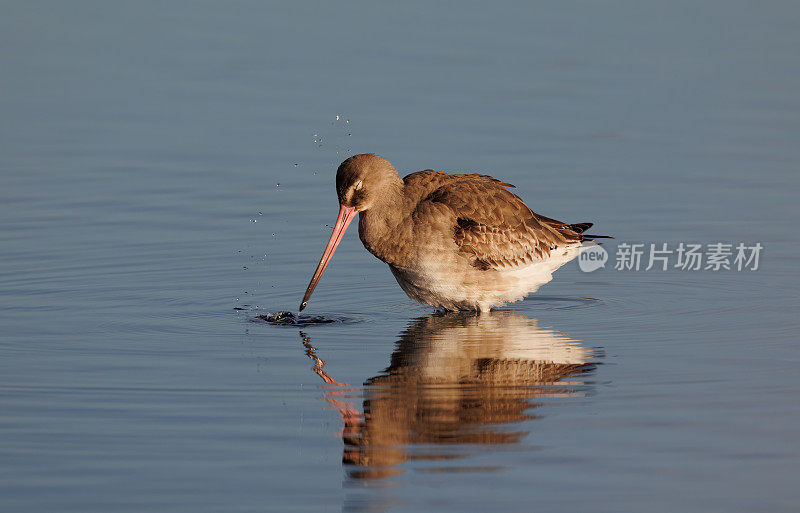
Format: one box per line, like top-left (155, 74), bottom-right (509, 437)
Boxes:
top-left (250, 310), bottom-right (361, 327)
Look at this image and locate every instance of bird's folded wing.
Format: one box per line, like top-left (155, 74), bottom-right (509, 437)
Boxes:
top-left (417, 175), bottom-right (580, 270)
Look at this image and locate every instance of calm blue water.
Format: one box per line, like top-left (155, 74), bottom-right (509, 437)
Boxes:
top-left (1, 2), bottom-right (799, 512)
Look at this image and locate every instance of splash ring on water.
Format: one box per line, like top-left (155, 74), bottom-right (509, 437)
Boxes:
top-left (249, 310), bottom-right (361, 327)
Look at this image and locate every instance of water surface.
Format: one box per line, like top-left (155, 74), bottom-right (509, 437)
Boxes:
top-left (1, 2), bottom-right (799, 512)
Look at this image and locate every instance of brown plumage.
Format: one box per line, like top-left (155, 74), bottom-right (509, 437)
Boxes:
top-left (300, 153), bottom-right (605, 311)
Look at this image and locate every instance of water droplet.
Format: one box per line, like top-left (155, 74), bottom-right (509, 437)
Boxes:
top-left (294, 163), bottom-right (299, 167)
top-left (335, 115), bottom-right (340, 120)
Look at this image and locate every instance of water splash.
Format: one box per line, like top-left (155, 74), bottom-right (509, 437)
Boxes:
top-left (253, 310), bottom-right (359, 327)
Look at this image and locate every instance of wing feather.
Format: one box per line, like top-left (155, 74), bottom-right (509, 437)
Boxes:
top-left (413, 174), bottom-right (582, 271)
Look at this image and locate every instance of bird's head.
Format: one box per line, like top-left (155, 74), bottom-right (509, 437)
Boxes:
top-left (335, 153), bottom-right (399, 212)
top-left (299, 153), bottom-right (400, 311)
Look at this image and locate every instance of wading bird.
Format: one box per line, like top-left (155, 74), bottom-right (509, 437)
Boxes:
top-left (300, 153), bottom-right (607, 312)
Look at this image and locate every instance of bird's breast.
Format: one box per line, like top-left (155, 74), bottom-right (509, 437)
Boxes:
top-left (357, 210), bottom-right (414, 267)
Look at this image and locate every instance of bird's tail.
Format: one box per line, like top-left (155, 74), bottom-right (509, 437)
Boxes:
top-left (568, 222), bottom-right (613, 241)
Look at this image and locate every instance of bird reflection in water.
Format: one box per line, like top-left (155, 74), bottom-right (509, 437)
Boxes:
top-left (300, 311), bottom-right (598, 480)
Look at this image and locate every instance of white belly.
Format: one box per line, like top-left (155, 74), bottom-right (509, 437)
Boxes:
top-left (389, 243), bottom-right (585, 311)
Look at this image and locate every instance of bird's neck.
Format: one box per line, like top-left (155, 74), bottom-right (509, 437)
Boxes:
top-left (357, 178), bottom-right (413, 266)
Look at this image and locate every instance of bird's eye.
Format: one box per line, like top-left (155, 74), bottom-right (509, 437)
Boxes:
top-left (355, 181), bottom-right (363, 191)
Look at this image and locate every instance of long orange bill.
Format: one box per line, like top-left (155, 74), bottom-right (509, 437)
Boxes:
top-left (299, 204), bottom-right (357, 311)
